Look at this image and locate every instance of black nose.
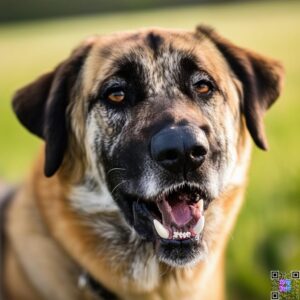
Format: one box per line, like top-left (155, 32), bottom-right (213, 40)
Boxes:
top-left (150, 126), bottom-right (209, 174)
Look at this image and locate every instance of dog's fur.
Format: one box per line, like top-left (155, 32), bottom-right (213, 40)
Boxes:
top-left (2, 26), bottom-right (284, 300)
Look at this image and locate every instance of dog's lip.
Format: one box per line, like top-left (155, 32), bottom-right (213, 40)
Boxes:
top-left (132, 183), bottom-right (208, 241)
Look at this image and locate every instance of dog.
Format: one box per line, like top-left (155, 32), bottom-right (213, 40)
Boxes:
top-left (1, 26), bottom-right (284, 300)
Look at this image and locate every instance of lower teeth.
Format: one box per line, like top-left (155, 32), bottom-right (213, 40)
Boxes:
top-left (173, 231), bottom-right (191, 239)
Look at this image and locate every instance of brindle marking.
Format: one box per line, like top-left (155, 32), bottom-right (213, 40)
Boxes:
top-left (3, 26), bottom-right (284, 300)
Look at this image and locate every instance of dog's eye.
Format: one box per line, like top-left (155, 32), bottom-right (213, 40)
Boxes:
top-left (107, 90), bottom-right (125, 103)
top-left (194, 81), bottom-right (212, 95)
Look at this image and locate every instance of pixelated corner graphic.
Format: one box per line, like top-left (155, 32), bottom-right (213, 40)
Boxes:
top-left (271, 270), bottom-right (300, 299)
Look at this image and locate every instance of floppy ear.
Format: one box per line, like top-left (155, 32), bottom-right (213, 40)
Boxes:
top-left (12, 44), bottom-right (91, 177)
top-left (197, 25), bottom-right (284, 150)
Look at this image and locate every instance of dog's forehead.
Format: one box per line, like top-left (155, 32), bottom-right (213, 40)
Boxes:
top-left (81, 28), bottom-right (231, 97)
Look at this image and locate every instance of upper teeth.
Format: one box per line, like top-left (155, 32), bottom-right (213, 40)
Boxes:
top-left (153, 219), bottom-right (169, 239)
top-left (193, 216), bottom-right (205, 235)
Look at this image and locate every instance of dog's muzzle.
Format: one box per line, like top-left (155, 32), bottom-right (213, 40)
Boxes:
top-left (129, 126), bottom-right (210, 242)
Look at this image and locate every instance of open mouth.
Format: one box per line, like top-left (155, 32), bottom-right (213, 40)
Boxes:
top-left (132, 184), bottom-right (208, 242)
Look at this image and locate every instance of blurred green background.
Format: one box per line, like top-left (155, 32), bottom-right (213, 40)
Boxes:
top-left (0, 1), bottom-right (299, 299)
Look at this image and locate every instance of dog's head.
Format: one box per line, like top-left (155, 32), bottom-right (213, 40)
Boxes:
top-left (12, 26), bottom-right (284, 267)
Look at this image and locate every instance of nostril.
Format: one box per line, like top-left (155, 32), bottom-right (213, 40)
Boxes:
top-left (190, 146), bottom-right (207, 160)
top-left (157, 149), bottom-right (180, 162)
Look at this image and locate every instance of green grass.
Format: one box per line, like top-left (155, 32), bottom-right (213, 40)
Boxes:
top-left (0, 1), bottom-right (299, 299)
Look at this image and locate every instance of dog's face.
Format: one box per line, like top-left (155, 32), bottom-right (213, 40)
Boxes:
top-left (12, 26), bottom-right (283, 267)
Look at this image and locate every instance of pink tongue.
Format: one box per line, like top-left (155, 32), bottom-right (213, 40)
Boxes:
top-left (171, 202), bottom-right (192, 226)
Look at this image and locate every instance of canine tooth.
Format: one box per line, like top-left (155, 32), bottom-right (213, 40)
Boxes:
top-left (153, 219), bottom-right (169, 239)
top-left (199, 199), bottom-right (204, 212)
top-left (194, 216), bottom-right (205, 235)
top-left (173, 232), bottom-right (178, 239)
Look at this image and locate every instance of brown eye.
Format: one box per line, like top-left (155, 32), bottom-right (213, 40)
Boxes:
top-left (108, 90), bottom-right (125, 103)
top-left (195, 82), bottom-right (211, 95)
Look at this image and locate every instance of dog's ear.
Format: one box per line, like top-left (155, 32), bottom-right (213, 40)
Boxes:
top-left (12, 44), bottom-right (92, 177)
top-left (196, 25), bottom-right (284, 150)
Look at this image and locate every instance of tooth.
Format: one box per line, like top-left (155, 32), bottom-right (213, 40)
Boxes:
top-left (199, 199), bottom-right (204, 212)
top-left (194, 216), bottom-right (205, 235)
top-left (153, 219), bottom-right (169, 239)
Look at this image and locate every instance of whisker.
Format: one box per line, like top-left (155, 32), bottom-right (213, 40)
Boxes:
top-left (111, 180), bottom-right (127, 194)
top-left (107, 168), bottom-right (126, 176)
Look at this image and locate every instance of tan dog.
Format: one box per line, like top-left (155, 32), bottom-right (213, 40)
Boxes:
top-left (2, 26), bottom-right (284, 300)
